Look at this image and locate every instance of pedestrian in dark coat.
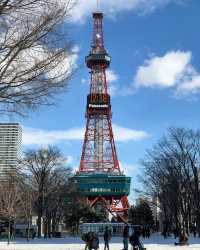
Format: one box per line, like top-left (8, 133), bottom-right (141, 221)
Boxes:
top-left (104, 226), bottom-right (111, 250)
top-left (82, 232), bottom-right (92, 250)
top-left (130, 230), bottom-right (146, 250)
top-left (91, 232), bottom-right (99, 250)
top-left (130, 231), bottom-right (140, 249)
top-left (173, 228), bottom-right (178, 239)
top-left (193, 225), bottom-right (197, 238)
top-left (146, 227), bottom-right (150, 238)
top-left (123, 225), bottom-right (129, 250)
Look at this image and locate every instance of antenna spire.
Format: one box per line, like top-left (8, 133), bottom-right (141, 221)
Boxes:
top-left (97, 0), bottom-right (100, 10)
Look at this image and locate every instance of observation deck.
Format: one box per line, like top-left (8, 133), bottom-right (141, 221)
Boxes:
top-left (73, 173), bottom-right (131, 198)
top-left (86, 50), bottom-right (111, 68)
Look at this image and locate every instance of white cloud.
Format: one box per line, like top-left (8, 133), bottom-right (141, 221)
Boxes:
top-left (47, 47), bottom-right (79, 82)
top-left (70, 0), bottom-right (184, 23)
top-left (107, 70), bottom-right (118, 82)
top-left (22, 126), bottom-right (84, 145)
top-left (22, 124), bottom-right (150, 146)
top-left (112, 124), bottom-right (150, 142)
top-left (132, 50), bottom-right (200, 97)
top-left (135, 51), bottom-right (191, 88)
top-left (81, 78), bottom-right (88, 85)
top-left (108, 84), bottom-right (118, 96)
top-left (81, 69), bottom-right (119, 96)
top-left (106, 70), bottom-right (119, 96)
top-left (176, 74), bottom-right (200, 94)
top-left (71, 45), bottom-right (80, 54)
top-left (66, 155), bottom-right (74, 164)
top-left (120, 162), bottom-right (136, 176)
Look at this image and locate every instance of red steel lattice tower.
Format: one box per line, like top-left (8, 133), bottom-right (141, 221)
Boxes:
top-left (77, 12), bottom-right (131, 217)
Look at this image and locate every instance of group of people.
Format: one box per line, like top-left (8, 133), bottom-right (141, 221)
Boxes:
top-left (82, 225), bottom-right (145, 250)
top-left (82, 227), bottom-right (112, 250)
top-left (82, 231), bottom-right (100, 250)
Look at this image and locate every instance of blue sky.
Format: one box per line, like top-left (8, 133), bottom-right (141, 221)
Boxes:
top-left (6, 0), bottom-right (200, 202)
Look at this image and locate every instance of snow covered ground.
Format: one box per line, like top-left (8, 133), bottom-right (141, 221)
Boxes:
top-left (1, 234), bottom-right (200, 250)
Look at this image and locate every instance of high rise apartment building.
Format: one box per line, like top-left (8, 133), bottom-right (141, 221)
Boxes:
top-left (0, 123), bottom-right (22, 176)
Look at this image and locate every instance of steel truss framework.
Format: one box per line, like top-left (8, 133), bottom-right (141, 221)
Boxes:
top-left (78, 12), bottom-right (130, 218)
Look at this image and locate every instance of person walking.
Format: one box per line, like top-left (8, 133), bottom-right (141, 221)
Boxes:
top-left (130, 230), bottom-right (146, 250)
top-left (90, 232), bottom-right (99, 250)
top-left (193, 225), bottom-right (197, 238)
top-left (130, 231), bottom-right (140, 250)
top-left (146, 227), bottom-right (150, 239)
top-left (173, 228), bottom-right (178, 239)
top-left (123, 225), bottom-right (129, 250)
top-left (82, 232), bottom-right (91, 250)
top-left (104, 226), bottom-right (111, 250)
top-left (163, 227), bottom-right (167, 239)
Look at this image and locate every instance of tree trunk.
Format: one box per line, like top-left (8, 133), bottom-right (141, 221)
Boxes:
top-left (196, 212), bottom-right (200, 237)
top-left (37, 215), bottom-right (42, 238)
top-left (27, 219), bottom-right (31, 241)
top-left (47, 216), bottom-right (51, 238)
top-left (43, 218), bottom-right (47, 239)
top-left (7, 218), bottom-right (10, 245)
top-left (52, 218), bottom-right (56, 237)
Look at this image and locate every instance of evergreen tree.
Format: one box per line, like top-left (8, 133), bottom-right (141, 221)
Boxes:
top-left (129, 201), bottom-right (154, 226)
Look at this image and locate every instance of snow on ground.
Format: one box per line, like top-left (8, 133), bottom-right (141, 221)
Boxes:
top-left (0, 234), bottom-right (200, 250)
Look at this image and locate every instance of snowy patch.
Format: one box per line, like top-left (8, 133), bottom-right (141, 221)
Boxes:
top-left (1, 234), bottom-right (200, 250)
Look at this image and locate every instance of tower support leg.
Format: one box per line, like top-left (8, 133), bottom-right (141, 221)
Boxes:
top-left (87, 196), bottom-right (130, 223)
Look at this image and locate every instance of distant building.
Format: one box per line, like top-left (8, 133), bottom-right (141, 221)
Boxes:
top-left (0, 123), bottom-right (22, 178)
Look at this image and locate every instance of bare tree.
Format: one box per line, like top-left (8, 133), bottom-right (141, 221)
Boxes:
top-left (0, 171), bottom-right (22, 244)
top-left (140, 127), bottom-right (200, 234)
top-left (20, 146), bottom-right (72, 238)
top-left (43, 166), bottom-right (72, 237)
top-left (19, 183), bottom-right (34, 241)
top-left (0, 0), bottom-right (77, 116)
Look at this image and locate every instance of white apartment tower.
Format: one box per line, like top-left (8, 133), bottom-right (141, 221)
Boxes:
top-left (0, 123), bottom-right (22, 177)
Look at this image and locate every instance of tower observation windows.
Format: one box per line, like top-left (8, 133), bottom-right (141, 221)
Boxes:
top-left (72, 174), bottom-right (131, 197)
top-left (86, 53), bottom-right (111, 68)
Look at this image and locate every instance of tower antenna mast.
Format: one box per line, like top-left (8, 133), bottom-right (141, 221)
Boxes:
top-left (97, 0), bottom-right (100, 10)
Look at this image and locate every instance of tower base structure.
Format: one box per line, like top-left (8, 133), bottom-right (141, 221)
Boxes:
top-left (73, 173), bottom-right (131, 222)
top-left (87, 196), bottom-right (130, 222)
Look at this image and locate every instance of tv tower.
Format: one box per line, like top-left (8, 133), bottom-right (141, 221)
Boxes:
top-left (73, 8), bottom-right (131, 220)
